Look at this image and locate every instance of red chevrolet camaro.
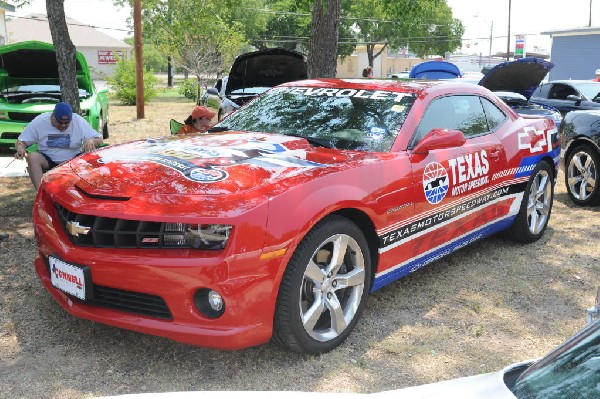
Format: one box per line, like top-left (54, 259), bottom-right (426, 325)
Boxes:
top-left (33, 78), bottom-right (560, 354)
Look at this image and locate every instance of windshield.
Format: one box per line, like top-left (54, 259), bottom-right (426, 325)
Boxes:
top-left (513, 320), bottom-right (600, 398)
top-left (217, 86), bottom-right (416, 152)
top-left (574, 82), bottom-right (600, 100)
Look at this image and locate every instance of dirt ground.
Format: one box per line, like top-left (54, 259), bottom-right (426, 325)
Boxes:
top-left (1, 97), bottom-right (599, 399)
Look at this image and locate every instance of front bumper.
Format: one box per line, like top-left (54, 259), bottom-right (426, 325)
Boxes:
top-left (32, 184), bottom-right (284, 350)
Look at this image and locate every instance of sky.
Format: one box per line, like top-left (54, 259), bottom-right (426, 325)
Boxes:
top-left (446, 0), bottom-right (599, 55)
top-left (8, 0), bottom-right (600, 55)
top-left (8, 0), bottom-right (132, 40)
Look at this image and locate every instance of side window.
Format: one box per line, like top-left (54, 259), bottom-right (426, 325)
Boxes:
top-left (451, 96), bottom-right (488, 137)
top-left (481, 97), bottom-right (507, 131)
top-left (411, 96), bottom-right (456, 147)
top-left (532, 83), bottom-right (548, 98)
top-left (411, 95), bottom-right (490, 148)
top-left (549, 84), bottom-right (578, 100)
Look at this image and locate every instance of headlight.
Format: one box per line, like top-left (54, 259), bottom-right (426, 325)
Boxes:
top-left (184, 224), bottom-right (232, 250)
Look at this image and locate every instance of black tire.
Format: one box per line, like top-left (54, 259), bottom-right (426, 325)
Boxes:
top-left (565, 144), bottom-right (600, 206)
top-left (99, 113), bottom-right (109, 139)
top-left (273, 215), bottom-right (371, 355)
top-left (508, 160), bottom-right (554, 243)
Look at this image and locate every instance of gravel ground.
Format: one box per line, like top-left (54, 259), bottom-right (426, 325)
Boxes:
top-left (1, 97), bottom-right (599, 399)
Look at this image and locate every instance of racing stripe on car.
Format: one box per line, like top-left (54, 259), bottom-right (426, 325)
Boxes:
top-left (378, 182), bottom-right (526, 252)
top-left (372, 214), bottom-right (519, 292)
top-left (378, 177), bottom-right (528, 236)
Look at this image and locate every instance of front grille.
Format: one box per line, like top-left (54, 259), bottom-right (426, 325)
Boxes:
top-left (91, 285), bottom-right (173, 319)
top-left (8, 112), bottom-right (41, 122)
top-left (55, 204), bottom-right (190, 248)
top-left (0, 132), bottom-right (21, 140)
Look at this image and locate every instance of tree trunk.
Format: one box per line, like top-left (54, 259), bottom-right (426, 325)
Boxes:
top-left (46, 0), bottom-right (80, 114)
top-left (307, 0), bottom-right (340, 78)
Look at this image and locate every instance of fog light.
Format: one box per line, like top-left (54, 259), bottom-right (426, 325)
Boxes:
top-left (193, 288), bottom-right (226, 318)
top-left (208, 290), bottom-right (223, 311)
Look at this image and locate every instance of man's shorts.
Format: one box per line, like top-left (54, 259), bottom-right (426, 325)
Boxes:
top-left (40, 152), bottom-right (81, 170)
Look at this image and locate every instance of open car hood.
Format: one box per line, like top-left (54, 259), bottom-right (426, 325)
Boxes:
top-left (0, 40), bottom-right (93, 93)
top-left (478, 57), bottom-right (554, 100)
top-left (409, 61), bottom-right (462, 79)
top-left (225, 48), bottom-right (307, 96)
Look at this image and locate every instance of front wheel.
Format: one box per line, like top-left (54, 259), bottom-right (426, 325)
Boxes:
top-left (565, 144), bottom-right (600, 206)
top-left (273, 216), bottom-right (371, 355)
top-left (508, 161), bottom-right (554, 243)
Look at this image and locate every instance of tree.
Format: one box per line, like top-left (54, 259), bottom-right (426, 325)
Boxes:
top-left (13, 0), bottom-right (81, 113)
top-left (349, 0), bottom-right (464, 66)
top-left (307, 0), bottom-right (341, 78)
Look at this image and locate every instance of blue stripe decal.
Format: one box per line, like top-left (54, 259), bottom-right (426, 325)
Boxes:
top-left (514, 147), bottom-right (561, 179)
top-left (371, 216), bottom-right (517, 292)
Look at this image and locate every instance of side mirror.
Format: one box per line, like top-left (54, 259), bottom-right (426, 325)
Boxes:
top-left (566, 94), bottom-right (582, 102)
top-left (206, 88), bottom-right (219, 96)
top-left (412, 128), bottom-right (467, 154)
top-left (98, 88), bottom-right (109, 95)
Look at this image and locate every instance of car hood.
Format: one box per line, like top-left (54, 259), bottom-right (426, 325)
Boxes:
top-left (92, 363), bottom-right (529, 399)
top-left (225, 48), bottom-right (307, 96)
top-left (0, 40), bottom-right (93, 93)
top-left (65, 132), bottom-right (379, 198)
top-left (409, 61), bottom-right (462, 79)
top-left (478, 57), bottom-right (554, 100)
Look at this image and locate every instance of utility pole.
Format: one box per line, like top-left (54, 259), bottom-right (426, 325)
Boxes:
top-left (488, 21), bottom-right (493, 67)
top-left (506, 0), bottom-right (511, 61)
top-left (134, 0), bottom-right (145, 119)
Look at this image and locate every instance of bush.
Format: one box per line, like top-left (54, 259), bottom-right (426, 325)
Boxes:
top-left (108, 58), bottom-right (158, 105)
top-left (178, 78), bottom-right (199, 101)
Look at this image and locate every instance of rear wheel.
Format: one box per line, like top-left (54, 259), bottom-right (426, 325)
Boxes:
top-left (565, 144), bottom-right (600, 206)
top-left (508, 161), bottom-right (554, 243)
top-left (273, 216), bottom-right (370, 354)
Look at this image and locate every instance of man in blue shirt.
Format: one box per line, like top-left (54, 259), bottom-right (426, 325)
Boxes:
top-left (14, 102), bottom-right (102, 190)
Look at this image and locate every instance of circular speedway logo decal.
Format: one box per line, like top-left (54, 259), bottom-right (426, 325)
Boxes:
top-left (423, 162), bottom-right (449, 204)
top-left (188, 167), bottom-right (228, 182)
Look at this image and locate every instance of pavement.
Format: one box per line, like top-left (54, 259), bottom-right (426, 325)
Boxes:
top-left (0, 156), bottom-right (29, 178)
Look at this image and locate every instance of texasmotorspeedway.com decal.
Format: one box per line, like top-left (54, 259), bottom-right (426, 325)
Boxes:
top-left (380, 183), bottom-right (525, 249)
top-left (97, 136), bottom-right (324, 183)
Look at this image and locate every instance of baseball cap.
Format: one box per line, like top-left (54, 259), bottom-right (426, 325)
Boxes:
top-left (191, 106), bottom-right (216, 120)
top-left (53, 102), bottom-right (73, 122)
top-left (596, 69), bottom-right (600, 75)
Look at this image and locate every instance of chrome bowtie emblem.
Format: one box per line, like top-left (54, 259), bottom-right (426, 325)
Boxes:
top-left (66, 221), bottom-right (91, 237)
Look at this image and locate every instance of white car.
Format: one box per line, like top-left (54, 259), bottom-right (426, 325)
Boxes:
top-left (95, 290), bottom-right (600, 398)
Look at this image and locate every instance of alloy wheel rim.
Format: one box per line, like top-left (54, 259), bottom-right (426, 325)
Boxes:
top-left (527, 169), bottom-right (551, 235)
top-left (567, 151), bottom-right (597, 201)
top-left (299, 233), bottom-right (365, 342)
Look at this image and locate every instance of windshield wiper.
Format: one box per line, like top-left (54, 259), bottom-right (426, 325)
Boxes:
top-left (286, 133), bottom-right (333, 149)
top-left (207, 126), bottom-right (230, 132)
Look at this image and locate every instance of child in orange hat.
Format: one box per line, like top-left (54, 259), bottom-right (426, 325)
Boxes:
top-left (178, 106), bottom-right (216, 134)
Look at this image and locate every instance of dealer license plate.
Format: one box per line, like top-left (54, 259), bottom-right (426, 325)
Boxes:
top-left (49, 256), bottom-right (90, 300)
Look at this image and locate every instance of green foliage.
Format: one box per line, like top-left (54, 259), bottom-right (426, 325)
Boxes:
top-left (124, 37), bottom-right (168, 72)
top-left (178, 78), bottom-right (198, 100)
top-left (107, 58), bottom-right (158, 105)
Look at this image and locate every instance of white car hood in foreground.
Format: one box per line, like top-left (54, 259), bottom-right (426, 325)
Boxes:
top-left (95, 362), bottom-right (531, 399)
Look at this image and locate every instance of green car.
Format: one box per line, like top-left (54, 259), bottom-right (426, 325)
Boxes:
top-left (0, 41), bottom-right (109, 148)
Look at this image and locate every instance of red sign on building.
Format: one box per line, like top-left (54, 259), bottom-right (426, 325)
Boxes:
top-left (97, 50), bottom-right (125, 64)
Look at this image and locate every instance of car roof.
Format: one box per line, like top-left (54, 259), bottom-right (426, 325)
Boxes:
top-left (279, 78), bottom-right (495, 98)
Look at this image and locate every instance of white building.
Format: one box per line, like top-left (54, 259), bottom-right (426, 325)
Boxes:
top-left (6, 13), bottom-right (131, 79)
top-left (0, 1), bottom-right (15, 45)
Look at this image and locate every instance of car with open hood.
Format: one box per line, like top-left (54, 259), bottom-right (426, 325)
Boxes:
top-left (199, 47), bottom-right (307, 120)
top-left (409, 60), bottom-right (462, 79)
top-left (0, 41), bottom-right (109, 148)
top-left (478, 57), bottom-right (562, 129)
top-left (33, 78), bottom-right (559, 355)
